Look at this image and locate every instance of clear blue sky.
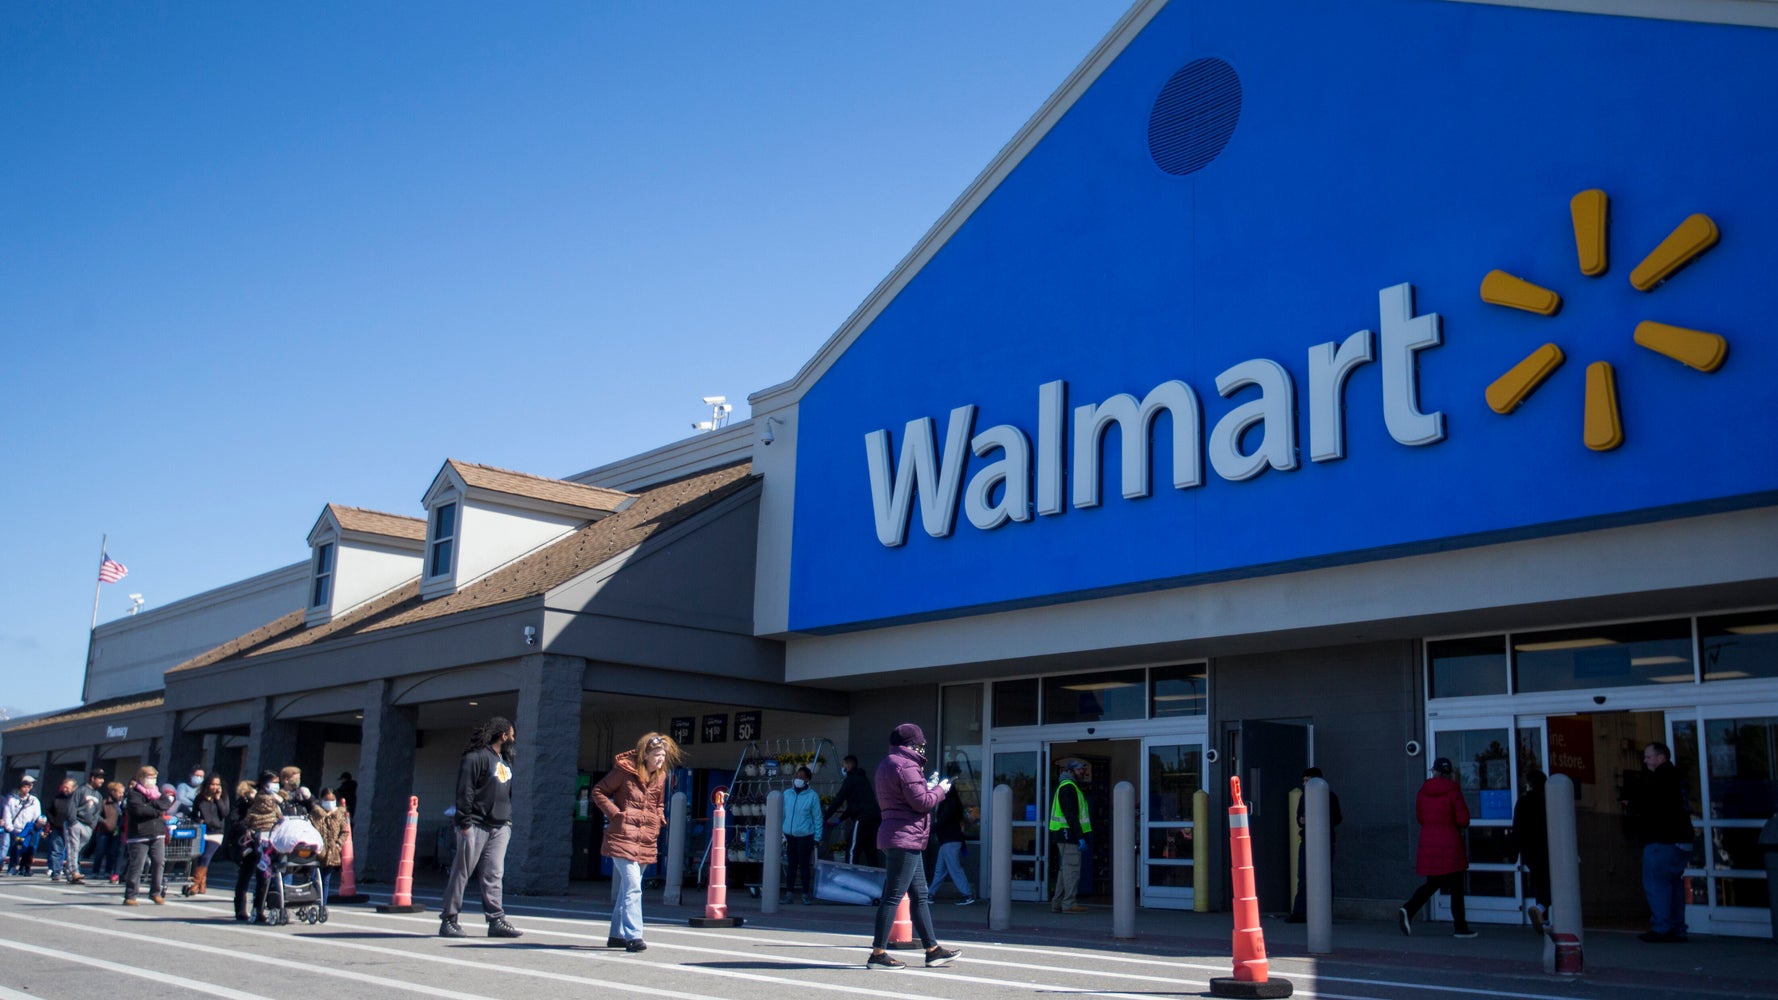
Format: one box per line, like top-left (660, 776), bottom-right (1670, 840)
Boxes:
top-left (0, 3), bottom-right (1130, 717)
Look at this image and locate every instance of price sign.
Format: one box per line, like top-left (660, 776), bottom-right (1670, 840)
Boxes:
top-left (702, 713), bottom-right (728, 744)
top-left (670, 716), bottom-right (695, 745)
top-left (734, 710), bottom-right (761, 742)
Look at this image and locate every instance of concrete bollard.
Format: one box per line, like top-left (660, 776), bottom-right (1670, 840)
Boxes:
top-left (1304, 777), bottom-right (1332, 955)
top-left (1544, 774), bottom-right (1583, 976)
top-left (762, 790), bottom-right (783, 915)
top-left (990, 783), bottom-right (1012, 931)
top-left (1194, 789), bottom-right (1210, 911)
top-left (1113, 780), bottom-right (1136, 940)
top-left (663, 791), bottom-right (687, 906)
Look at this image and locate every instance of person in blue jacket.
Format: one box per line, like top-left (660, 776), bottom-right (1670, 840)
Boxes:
top-left (781, 766), bottom-right (823, 904)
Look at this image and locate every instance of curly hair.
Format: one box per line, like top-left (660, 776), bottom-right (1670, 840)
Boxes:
top-left (465, 716), bottom-right (515, 758)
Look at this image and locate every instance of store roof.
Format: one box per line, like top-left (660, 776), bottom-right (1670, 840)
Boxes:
top-left (325, 504), bottom-right (426, 541)
top-left (446, 459), bottom-right (636, 513)
top-left (2, 693), bottom-right (167, 734)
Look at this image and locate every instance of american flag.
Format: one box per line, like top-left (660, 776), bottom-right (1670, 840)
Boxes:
top-left (98, 555), bottom-right (128, 584)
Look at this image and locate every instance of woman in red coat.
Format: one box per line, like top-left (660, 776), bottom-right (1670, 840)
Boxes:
top-left (592, 732), bottom-right (683, 953)
top-left (1399, 757), bottom-right (1476, 938)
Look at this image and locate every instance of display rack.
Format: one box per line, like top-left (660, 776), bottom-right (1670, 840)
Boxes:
top-left (696, 736), bottom-right (840, 884)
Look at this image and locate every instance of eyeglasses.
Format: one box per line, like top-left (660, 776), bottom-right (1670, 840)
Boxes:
top-left (647, 738), bottom-right (665, 748)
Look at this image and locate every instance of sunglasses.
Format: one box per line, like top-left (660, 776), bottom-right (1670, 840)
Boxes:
top-left (647, 738), bottom-right (666, 748)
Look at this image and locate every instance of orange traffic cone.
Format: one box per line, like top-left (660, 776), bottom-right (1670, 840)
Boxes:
top-left (376, 796), bottom-right (427, 913)
top-left (887, 894), bottom-right (918, 950)
top-left (1210, 776), bottom-right (1292, 999)
top-left (331, 812), bottom-right (367, 904)
top-left (689, 789), bottom-right (744, 928)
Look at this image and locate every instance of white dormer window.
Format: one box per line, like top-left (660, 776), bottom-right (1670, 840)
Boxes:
top-left (310, 542), bottom-right (334, 608)
top-left (429, 502), bottom-right (457, 578)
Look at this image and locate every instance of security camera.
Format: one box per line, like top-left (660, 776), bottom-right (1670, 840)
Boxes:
top-left (1405, 739), bottom-right (1422, 757)
top-left (523, 625), bottom-right (537, 646)
top-left (1204, 749), bottom-right (1219, 764)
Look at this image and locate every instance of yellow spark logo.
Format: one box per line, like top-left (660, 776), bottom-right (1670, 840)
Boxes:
top-left (1478, 190), bottom-right (1730, 451)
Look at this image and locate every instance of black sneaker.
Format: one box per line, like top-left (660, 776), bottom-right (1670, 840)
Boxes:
top-left (439, 917), bottom-right (466, 938)
top-left (1452, 928), bottom-right (1479, 939)
top-left (624, 939), bottom-right (647, 953)
top-left (488, 918), bottom-right (523, 939)
top-left (866, 952), bottom-right (905, 970)
top-left (924, 946), bottom-right (960, 968)
top-left (607, 936), bottom-right (626, 948)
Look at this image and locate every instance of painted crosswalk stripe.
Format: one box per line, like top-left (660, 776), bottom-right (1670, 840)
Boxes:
top-left (0, 922), bottom-right (270, 1000)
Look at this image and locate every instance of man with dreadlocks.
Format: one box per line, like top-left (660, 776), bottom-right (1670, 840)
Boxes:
top-left (439, 716), bottom-right (523, 939)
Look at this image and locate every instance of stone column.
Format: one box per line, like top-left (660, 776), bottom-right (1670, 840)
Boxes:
top-left (508, 653), bottom-right (585, 895)
top-left (356, 679), bottom-right (418, 883)
top-left (241, 698), bottom-right (299, 785)
top-left (157, 713), bottom-right (207, 785)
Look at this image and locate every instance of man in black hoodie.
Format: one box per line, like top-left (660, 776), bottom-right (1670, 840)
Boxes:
top-left (439, 716), bottom-right (523, 940)
top-left (1623, 742), bottom-right (1695, 943)
top-left (825, 755), bottom-right (882, 867)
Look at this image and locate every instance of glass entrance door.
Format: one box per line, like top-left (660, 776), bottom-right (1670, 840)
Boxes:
top-left (1426, 717), bottom-right (1521, 923)
top-left (1141, 737), bottom-right (1204, 908)
top-left (990, 743), bottom-right (1047, 901)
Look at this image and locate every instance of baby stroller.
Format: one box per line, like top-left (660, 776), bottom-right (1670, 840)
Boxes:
top-left (256, 817), bottom-right (328, 926)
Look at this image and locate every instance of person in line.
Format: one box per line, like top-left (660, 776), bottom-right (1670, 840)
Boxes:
top-left (2, 775), bottom-right (43, 876)
top-left (825, 755), bottom-right (881, 867)
top-left (1049, 758), bottom-right (1093, 914)
top-left (864, 723), bottom-right (960, 971)
top-left (93, 780), bottom-right (126, 882)
top-left (592, 732), bottom-right (684, 951)
top-left (439, 716), bottom-right (523, 940)
top-left (313, 786), bottom-right (349, 899)
top-left (1510, 768), bottom-right (1550, 933)
top-left (781, 765), bottom-right (823, 905)
top-left (928, 763), bottom-right (976, 906)
top-left (122, 765), bottom-right (174, 905)
top-left (1399, 757), bottom-right (1476, 938)
top-left (66, 769), bottom-right (105, 885)
top-left (45, 778), bottom-right (75, 881)
top-left (174, 766), bottom-right (206, 819)
top-left (236, 771), bottom-right (284, 922)
top-left (1622, 742), bottom-right (1695, 943)
top-left (183, 774), bottom-right (229, 896)
top-left (1287, 766), bottom-right (1343, 923)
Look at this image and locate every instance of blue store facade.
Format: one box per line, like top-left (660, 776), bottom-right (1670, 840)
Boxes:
top-left (748, 0), bottom-right (1778, 934)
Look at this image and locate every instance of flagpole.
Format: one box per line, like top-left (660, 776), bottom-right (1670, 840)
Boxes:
top-left (90, 533), bottom-right (107, 631)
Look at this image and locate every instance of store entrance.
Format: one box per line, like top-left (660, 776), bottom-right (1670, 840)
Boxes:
top-left (1548, 710), bottom-right (1670, 928)
top-left (1046, 739), bottom-right (1141, 900)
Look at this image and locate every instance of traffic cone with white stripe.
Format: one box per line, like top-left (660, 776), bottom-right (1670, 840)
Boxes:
top-left (1210, 776), bottom-right (1292, 999)
top-left (887, 895), bottom-right (918, 950)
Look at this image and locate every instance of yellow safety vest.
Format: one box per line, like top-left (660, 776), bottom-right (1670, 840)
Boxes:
top-left (1048, 777), bottom-right (1092, 834)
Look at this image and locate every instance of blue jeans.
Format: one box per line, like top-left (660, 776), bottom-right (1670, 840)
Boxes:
top-left (930, 841), bottom-right (972, 898)
top-left (46, 830), bottom-right (66, 876)
top-left (0, 830), bottom-right (10, 872)
top-left (610, 858), bottom-right (645, 942)
top-left (1642, 843), bottom-right (1690, 935)
top-left (871, 848), bottom-right (938, 951)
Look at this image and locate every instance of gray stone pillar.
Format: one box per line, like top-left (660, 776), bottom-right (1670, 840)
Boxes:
top-left (508, 653), bottom-right (585, 895)
top-left (157, 713), bottom-right (206, 785)
top-left (242, 698), bottom-right (299, 785)
top-left (357, 679), bottom-right (417, 883)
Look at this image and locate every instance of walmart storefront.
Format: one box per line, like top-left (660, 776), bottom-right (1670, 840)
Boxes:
top-left (748, 0), bottom-right (1778, 935)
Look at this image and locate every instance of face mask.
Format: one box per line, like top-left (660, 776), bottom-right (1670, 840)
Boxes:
top-left (266, 783), bottom-right (280, 794)
top-left (321, 801), bottom-right (337, 812)
top-left (792, 779), bottom-right (807, 790)
top-left (190, 776), bottom-right (202, 786)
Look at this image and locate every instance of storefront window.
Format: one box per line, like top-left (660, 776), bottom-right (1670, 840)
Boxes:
top-left (1433, 728), bottom-right (1512, 819)
top-left (939, 684), bottom-right (985, 838)
top-left (1512, 618), bottom-right (1694, 693)
top-left (1703, 716), bottom-right (1777, 822)
top-left (1428, 636), bottom-right (1508, 698)
top-left (993, 678), bottom-right (1039, 728)
top-left (1700, 609), bottom-right (1778, 683)
top-left (1150, 663), bottom-right (1207, 718)
top-left (1042, 668), bottom-right (1146, 725)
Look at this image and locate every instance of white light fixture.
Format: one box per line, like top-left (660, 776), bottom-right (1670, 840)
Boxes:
top-left (1725, 623), bottom-right (1778, 635)
top-left (1515, 637), bottom-right (1615, 652)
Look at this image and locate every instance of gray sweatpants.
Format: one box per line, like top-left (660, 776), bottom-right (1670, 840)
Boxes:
top-left (441, 822), bottom-right (509, 921)
top-left (64, 823), bottom-right (92, 880)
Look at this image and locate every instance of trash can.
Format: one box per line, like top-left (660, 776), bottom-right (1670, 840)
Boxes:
top-left (1760, 814), bottom-right (1778, 942)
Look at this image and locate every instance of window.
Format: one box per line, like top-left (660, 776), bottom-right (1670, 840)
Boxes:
top-left (992, 678), bottom-right (1038, 728)
top-left (310, 542), bottom-right (333, 608)
top-left (428, 502), bottom-right (457, 578)
top-left (1042, 668), bottom-right (1146, 725)
top-left (1428, 636), bottom-right (1508, 698)
top-left (1513, 618), bottom-right (1694, 693)
top-left (1150, 663), bottom-right (1207, 718)
top-left (1700, 609), bottom-right (1778, 683)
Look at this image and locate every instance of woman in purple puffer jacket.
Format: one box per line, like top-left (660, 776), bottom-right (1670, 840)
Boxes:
top-left (864, 723), bottom-right (960, 971)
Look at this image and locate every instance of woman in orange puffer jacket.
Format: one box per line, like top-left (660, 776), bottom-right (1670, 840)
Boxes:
top-left (592, 732), bottom-right (684, 953)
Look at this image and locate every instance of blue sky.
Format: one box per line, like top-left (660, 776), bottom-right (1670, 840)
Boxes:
top-left (0, 2), bottom-right (1129, 717)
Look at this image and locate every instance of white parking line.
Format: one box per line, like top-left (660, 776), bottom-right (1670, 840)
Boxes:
top-left (0, 920), bottom-right (270, 1000)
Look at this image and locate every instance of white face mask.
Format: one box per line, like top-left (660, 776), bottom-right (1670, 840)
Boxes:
top-left (190, 775), bottom-right (202, 786)
top-left (266, 783), bottom-right (280, 794)
top-left (792, 779), bottom-right (807, 790)
top-left (321, 801), bottom-right (337, 812)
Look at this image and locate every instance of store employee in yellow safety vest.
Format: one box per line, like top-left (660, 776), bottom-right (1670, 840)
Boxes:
top-left (1049, 759), bottom-right (1092, 913)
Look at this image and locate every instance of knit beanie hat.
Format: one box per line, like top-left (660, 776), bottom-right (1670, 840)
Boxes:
top-left (889, 723), bottom-right (926, 747)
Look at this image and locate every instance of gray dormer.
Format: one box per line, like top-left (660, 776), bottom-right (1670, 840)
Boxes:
top-left (420, 459), bottom-right (636, 600)
top-left (305, 504), bottom-right (426, 627)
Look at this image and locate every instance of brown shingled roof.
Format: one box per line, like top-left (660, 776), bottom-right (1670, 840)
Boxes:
top-left (448, 459), bottom-right (635, 513)
top-left (3, 693), bottom-right (166, 733)
top-left (174, 462), bottom-right (754, 670)
top-left (328, 504), bottom-right (425, 541)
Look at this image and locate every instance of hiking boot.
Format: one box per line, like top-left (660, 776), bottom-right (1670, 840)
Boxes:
top-left (488, 918), bottom-right (523, 939)
top-left (149, 895), bottom-right (165, 905)
top-left (865, 952), bottom-right (905, 970)
top-left (924, 945), bottom-right (960, 968)
top-left (439, 916), bottom-right (466, 938)
top-left (122, 898), bottom-right (139, 906)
